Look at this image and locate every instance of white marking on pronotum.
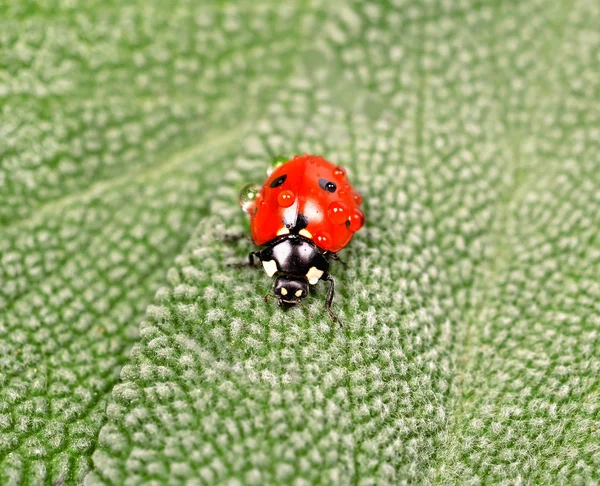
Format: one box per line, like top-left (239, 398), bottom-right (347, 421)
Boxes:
top-left (299, 229), bottom-right (313, 239)
top-left (281, 287), bottom-right (288, 295)
top-left (277, 227), bottom-right (290, 236)
top-left (295, 289), bottom-right (303, 297)
top-left (262, 260), bottom-right (278, 277)
top-left (306, 266), bottom-right (324, 285)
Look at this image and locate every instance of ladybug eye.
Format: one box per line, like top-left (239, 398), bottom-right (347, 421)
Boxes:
top-left (270, 174), bottom-right (287, 188)
top-left (319, 178), bottom-right (337, 193)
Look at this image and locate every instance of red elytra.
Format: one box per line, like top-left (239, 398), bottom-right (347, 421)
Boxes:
top-left (247, 154), bottom-right (364, 253)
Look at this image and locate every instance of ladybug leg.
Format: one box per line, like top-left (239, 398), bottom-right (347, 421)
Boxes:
top-left (229, 250), bottom-right (260, 268)
top-left (324, 273), bottom-right (341, 326)
top-left (329, 252), bottom-right (346, 265)
top-left (248, 250), bottom-right (260, 266)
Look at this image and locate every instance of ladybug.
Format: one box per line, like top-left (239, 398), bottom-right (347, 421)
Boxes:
top-left (238, 154), bottom-right (365, 323)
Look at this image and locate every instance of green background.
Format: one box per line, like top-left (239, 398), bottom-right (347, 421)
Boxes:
top-left (1, 0), bottom-right (598, 484)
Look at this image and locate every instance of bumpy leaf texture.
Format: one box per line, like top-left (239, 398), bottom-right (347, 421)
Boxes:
top-left (1, 0), bottom-right (598, 485)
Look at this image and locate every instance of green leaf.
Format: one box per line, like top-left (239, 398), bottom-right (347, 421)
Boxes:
top-left (2, 0), bottom-right (599, 485)
top-left (1, 2), bottom-right (310, 483)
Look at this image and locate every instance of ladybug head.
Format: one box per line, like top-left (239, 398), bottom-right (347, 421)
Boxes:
top-left (273, 276), bottom-right (309, 307)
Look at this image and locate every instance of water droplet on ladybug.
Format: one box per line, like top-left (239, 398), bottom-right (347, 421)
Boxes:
top-left (348, 208), bottom-right (365, 232)
top-left (334, 166), bottom-right (346, 177)
top-left (314, 231), bottom-right (332, 250)
top-left (239, 183), bottom-right (261, 213)
top-left (353, 192), bottom-right (363, 205)
top-left (327, 200), bottom-right (349, 225)
top-left (277, 189), bottom-right (296, 207)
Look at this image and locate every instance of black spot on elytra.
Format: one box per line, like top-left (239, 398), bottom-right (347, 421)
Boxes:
top-left (270, 174), bottom-right (287, 188)
top-left (319, 177), bottom-right (336, 193)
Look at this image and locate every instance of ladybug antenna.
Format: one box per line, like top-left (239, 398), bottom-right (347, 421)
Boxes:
top-left (298, 300), bottom-right (314, 319)
top-left (264, 293), bottom-right (276, 303)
